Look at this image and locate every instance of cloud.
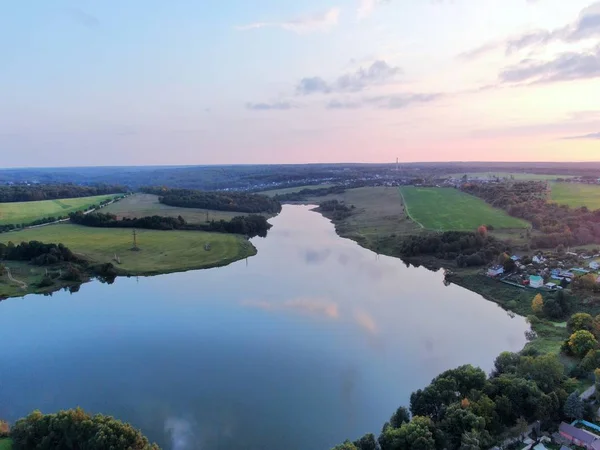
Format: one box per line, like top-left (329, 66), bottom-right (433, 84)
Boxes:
top-left (353, 309), bottom-right (378, 335)
top-left (561, 132), bottom-right (600, 140)
top-left (499, 45), bottom-right (600, 84)
top-left (237, 8), bottom-right (340, 33)
top-left (366, 93), bottom-right (443, 109)
top-left (357, 0), bottom-right (391, 19)
top-left (327, 99), bottom-right (363, 109)
top-left (65, 7), bottom-right (99, 28)
top-left (297, 60), bottom-right (401, 95)
top-left (241, 297), bottom-right (339, 319)
top-left (459, 1), bottom-right (600, 59)
top-left (245, 101), bottom-right (295, 111)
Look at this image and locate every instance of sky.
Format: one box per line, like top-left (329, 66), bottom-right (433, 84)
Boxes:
top-left (1, 0), bottom-right (600, 167)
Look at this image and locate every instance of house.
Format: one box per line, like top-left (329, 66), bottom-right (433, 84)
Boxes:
top-left (530, 275), bottom-right (544, 288)
top-left (590, 261), bottom-right (600, 270)
top-left (488, 266), bottom-right (505, 277)
top-left (559, 422), bottom-right (600, 450)
top-left (533, 255), bottom-right (546, 264)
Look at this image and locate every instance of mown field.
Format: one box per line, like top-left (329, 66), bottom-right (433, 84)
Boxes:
top-left (0, 223), bottom-right (255, 275)
top-left (0, 439), bottom-right (12, 450)
top-left (550, 182), bottom-right (600, 210)
top-left (399, 187), bottom-right (529, 231)
top-left (451, 172), bottom-right (571, 181)
top-left (103, 193), bottom-right (244, 223)
top-left (259, 184), bottom-right (334, 196)
top-left (0, 194), bottom-right (120, 226)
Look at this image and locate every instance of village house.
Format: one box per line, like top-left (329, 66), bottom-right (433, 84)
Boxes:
top-left (487, 266), bottom-right (504, 277)
top-left (590, 261), bottom-right (600, 270)
top-left (533, 255), bottom-right (546, 264)
top-left (559, 422), bottom-right (600, 450)
top-left (529, 275), bottom-right (544, 288)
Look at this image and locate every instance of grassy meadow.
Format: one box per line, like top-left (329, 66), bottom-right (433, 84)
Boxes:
top-left (0, 439), bottom-right (12, 450)
top-left (549, 182), bottom-right (600, 210)
top-left (399, 187), bottom-right (529, 231)
top-left (0, 194), bottom-right (120, 226)
top-left (0, 223), bottom-right (255, 275)
top-left (259, 184), bottom-right (334, 196)
top-left (103, 193), bottom-right (244, 223)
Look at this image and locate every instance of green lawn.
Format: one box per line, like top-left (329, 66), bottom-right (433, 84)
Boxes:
top-left (0, 195), bottom-right (120, 226)
top-left (550, 182), bottom-right (600, 210)
top-left (258, 184), bottom-right (334, 196)
top-left (399, 187), bottom-right (529, 231)
top-left (103, 193), bottom-right (245, 223)
top-left (0, 439), bottom-right (12, 450)
top-left (451, 172), bottom-right (571, 181)
top-left (0, 223), bottom-right (255, 275)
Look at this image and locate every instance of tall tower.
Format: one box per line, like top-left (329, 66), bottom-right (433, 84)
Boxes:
top-left (396, 157), bottom-right (399, 171)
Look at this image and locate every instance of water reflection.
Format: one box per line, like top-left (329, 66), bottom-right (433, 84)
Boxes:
top-left (0, 205), bottom-right (528, 450)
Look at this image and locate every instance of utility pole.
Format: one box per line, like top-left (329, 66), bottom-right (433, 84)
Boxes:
top-left (132, 229), bottom-right (139, 251)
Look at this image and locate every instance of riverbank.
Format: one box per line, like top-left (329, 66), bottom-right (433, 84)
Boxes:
top-left (0, 223), bottom-right (256, 299)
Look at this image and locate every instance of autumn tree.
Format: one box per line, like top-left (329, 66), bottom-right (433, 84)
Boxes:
top-left (333, 441), bottom-right (359, 450)
top-left (568, 313), bottom-right (595, 333)
top-left (477, 225), bottom-right (488, 238)
top-left (568, 330), bottom-right (598, 358)
top-left (531, 294), bottom-right (544, 315)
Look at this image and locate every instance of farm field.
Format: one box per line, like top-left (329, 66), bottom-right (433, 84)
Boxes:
top-left (103, 193), bottom-right (244, 223)
top-left (399, 187), bottom-right (530, 231)
top-left (0, 194), bottom-right (120, 226)
top-left (549, 182), bottom-right (600, 210)
top-left (0, 223), bottom-right (255, 275)
top-left (450, 172), bottom-right (572, 181)
top-left (259, 184), bottom-right (334, 196)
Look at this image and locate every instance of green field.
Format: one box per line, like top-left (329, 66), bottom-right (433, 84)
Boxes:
top-left (0, 223), bottom-right (255, 275)
top-left (550, 182), bottom-right (600, 210)
top-left (451, 172), bottom-right (571, 181)
top-left (399, 187), bottom-right (529, 231)
top-left (0, 439), bottom-right (12, 450)
top-left (0, 195), bottom-right (120, 226)
top-left (103, 193), bottom-right (245, 223)
top-left (259, 184), bottom-right (334, 197)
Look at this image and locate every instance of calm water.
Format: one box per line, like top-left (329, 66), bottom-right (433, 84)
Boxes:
top-left (0, 205), bottom-right (527, 450)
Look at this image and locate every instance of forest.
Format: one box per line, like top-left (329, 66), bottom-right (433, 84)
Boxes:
top-left (274, 185), bottom-right (347, 201)
top-left (462, 182), bottom-right (600, 248)
top-left (142, 187), bottom-right (282, 213)
top-left (0, 240), bottom-right (79, 266)
top-left (0, 184), bottom-right (125, 203)
top-left (69, 211), bottom-right (273, 238)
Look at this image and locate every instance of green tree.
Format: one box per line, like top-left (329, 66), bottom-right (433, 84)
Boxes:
top-left (564, 391), bottom-right (584, 420)
top-left (353, 434), bottom-right (377, 450)
top-left (11, 408), bottom-right (159, 450)
top-left (580, 349), bottom-right (600, 372)
top-left (439, 404), bottom-right (485, 449)
top-left (390, 407), bottom-right (411, 428)
top-left (460, 430), bottom-right (493, 450)
top-left (516, 354), bottom-right (564, 393)
top-left (531, 294), bottom-right (544, 315)
top-left (568, 313), bottom-right (594, 333)
top-left (332, 441), bottom-right (359, 450)
top-left (492, 352), bottom-right (521, 376)
top-left (568, 330), bottom-right (598, 358)
top-left (382, 417), bottom-right (437, 450)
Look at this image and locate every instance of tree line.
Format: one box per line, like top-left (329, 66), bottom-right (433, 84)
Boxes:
top-left (334, 351), bottom-right (583, 450)
top-left (274, 186), bottom-right (347, 202)
top-left (462, 181), bottom-right (600, 248)
top-left (392, 231), bottom-right (507, 268)
top-left (142, 187), bottom-right (282, 214)
top-left (0, 184), bottom-right (125, 203)
top-left (0, 240), bottom-right (79, 266)
top-left (69, 211), bottom-right (272, 238)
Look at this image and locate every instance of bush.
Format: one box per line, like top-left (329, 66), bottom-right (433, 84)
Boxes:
top-left (37, 276), bottom-right (54, 288)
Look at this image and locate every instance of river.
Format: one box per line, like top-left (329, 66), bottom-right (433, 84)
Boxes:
top-left (0, 205), bottom-right (528, 450)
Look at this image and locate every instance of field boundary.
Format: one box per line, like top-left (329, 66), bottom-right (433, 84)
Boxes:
top-left (398, 187), bottom-right (424, 229)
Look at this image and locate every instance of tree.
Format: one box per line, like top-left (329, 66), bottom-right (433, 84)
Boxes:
top-left (381, 417), bottom-right (437, 450)
top-left (568, 330), bottom-right (598, 358)
top-left (439, 403), bottom-right (485, 449)
top-left (595, 368), bottom-right (600, 402)
top-left (477, 225), bottom-right (488, 238)
top-left (492, 352), bottom-right (521, 376)
top-left (503, 258), bottom-right (516, 273)
top-left (517, 354), bottom-right (564, 393)
top-left (564, 391), bottom-right (584, 420)
top-left (333, 441), bottom-right (359, 450)
top-left (390, 407), bottom-right (411, 428)
top-left (11, 408), bottom-right (159, 450)
top-left (568, 313), bottom-right (594, 333)
top-left (531, 294), bottom-right (544, 315)
top-left (353, 434), bottom-right (377, 450)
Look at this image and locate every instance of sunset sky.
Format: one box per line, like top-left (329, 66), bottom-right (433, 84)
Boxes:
top-left (2, 0), bottom-right (599, 167)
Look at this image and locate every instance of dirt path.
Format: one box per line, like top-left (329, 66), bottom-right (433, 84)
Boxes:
top-left (6, 267), bottom-right (27, 289)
